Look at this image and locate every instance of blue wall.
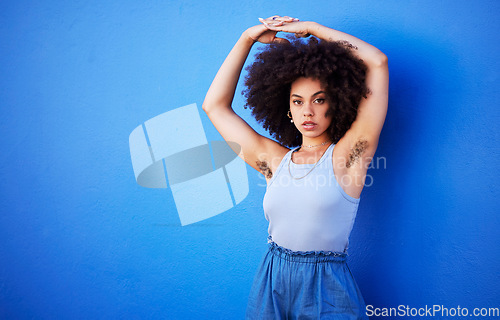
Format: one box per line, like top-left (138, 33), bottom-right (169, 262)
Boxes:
top-left (1, 1), bottom-right (499, 319)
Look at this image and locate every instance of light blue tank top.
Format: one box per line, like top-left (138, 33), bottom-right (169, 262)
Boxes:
top-left (263, 142), bottom-right (361, 253)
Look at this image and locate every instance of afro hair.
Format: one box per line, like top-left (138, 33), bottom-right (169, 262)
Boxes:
top-left (242, 36), bottom-right (369, 147)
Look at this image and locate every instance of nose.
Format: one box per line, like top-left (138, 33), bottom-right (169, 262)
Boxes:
top-left (303, 102), bottom-right (314, 118)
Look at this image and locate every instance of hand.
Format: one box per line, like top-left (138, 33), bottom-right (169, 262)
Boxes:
top-left (244, 23), bottom-right (289, 44)
top-left (258, 15), bottom-right (312, 38)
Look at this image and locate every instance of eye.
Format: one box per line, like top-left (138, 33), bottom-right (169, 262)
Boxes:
top-left (314, 98), bottom-right (326, 104)
top-left (292, 99), bottom-right (303, 106)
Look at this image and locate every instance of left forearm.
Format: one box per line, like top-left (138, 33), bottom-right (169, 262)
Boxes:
top-left (306, 22), bottom-right (387, 68)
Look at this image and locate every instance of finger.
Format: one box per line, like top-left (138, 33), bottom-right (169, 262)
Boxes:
top-left (266, 16), bottom-right (283, 24)
top-left (274, 15), bottom-right (299, 22)
top-left (262, 15), bottom-right (280, 22)
top-left (282, 16), bottom-right (295, 22)
top-left (259, 17), bottom-right (284, 28)
top-left (264, 15), bottom-right (295, 23)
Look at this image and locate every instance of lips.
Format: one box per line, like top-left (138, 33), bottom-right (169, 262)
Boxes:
top-left (302, 121), bottom-right (317, 130)
top-left (302, 121), bottom-right (316, 125)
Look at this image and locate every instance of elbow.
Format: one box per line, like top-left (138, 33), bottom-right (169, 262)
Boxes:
top-left (371, 52), bottom-right (388, 68)
top-left (202, 101), bottom-right (212, 114)
top-left (203, 99), bottom-right (231, 115)
top-left (378, 52), bottom-right (388, 66)
top-left (202, 95), bottom-right (220, 113)
top-left (201, 102), bottom-right (209, 113)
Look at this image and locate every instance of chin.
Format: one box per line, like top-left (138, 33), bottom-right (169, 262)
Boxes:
top-left (302, 131), bottom-right (327, 137)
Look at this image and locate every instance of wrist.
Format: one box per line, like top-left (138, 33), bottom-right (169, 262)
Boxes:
top-left (304, 21), bottom-right (321, 37)
top-left (241, 29), bottom-right (258, 45)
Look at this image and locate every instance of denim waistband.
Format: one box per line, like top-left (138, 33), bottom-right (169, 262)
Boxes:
top-left (267, 236), bottom-right (347, 263)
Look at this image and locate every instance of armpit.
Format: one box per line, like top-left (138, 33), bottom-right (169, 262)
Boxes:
top-left (346, 139), bottom-right (368, 168)
top-left (256, 160), bottom-right (273, 179)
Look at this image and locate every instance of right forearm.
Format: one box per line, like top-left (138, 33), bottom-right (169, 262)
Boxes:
top-left (202, 33), bottom-right (255, 113)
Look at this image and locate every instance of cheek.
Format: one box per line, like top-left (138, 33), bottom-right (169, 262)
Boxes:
top-left (325, 117), bottom-right (333, 128)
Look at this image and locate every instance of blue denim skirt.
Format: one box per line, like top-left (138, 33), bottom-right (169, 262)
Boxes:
top-left (246, 239), bottom-right (368, 319)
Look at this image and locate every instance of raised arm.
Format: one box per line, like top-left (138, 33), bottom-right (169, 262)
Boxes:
top-left (202, 21), bottom-right (292, 179)
top-left (311, 23), bottom-right (389, 151)
top-left (260, 18), bottom-right (389, 156)
top-left (259, 17), bottom-right (388, 195)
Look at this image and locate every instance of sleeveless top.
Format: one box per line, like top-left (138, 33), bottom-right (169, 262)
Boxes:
top-left (263, 142), bottom-right (361, 253)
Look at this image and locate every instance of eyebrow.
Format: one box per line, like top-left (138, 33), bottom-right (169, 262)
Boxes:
top-left (290, 91), bottom-right (326, 98)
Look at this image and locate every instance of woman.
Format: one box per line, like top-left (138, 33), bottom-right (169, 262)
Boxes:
top-left (202, 15), bottom-right (388, 319)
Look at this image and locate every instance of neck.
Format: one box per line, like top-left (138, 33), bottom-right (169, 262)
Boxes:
top-left (301, 133), bottom-right (332, 149)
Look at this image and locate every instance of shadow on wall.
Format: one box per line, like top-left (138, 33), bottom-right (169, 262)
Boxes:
top-left (353, 25), bottom-right (464, 307)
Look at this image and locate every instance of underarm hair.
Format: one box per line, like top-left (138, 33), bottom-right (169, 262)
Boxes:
top-left (346, 139), bottom-right (368, 168)
top-left (256, 160), bottom-right (273, 179)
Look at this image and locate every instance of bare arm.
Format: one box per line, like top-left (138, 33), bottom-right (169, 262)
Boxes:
top-left (261, 18), bottom-right (388, 159)
top-left (204, 26), bottom-right (264, 112)
top-left (262, 20), bottom-right (388, 141)
top-left (308, 23), bottom-right (390, 153)
top-left (202, 21), bottom-right (292, 178)
top-left (260, 18), bottom-right (388, 194)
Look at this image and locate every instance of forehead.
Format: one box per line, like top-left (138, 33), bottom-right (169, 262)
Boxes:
top-left (290, 77), bottom-right (324, 94)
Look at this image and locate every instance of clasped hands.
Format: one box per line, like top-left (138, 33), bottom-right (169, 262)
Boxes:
top-left (247, 15), bottom-right (312, 44)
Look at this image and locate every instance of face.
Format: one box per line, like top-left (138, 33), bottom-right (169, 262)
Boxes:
top-left (289, 77), bottom-right (332, 140)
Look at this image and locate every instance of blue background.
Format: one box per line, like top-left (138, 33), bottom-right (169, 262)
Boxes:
top-left (1, 1), bottom-right (499, 319)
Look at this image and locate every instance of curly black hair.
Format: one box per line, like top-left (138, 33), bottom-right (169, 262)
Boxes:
top-left (242, 36), bottom-right (369, 148)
